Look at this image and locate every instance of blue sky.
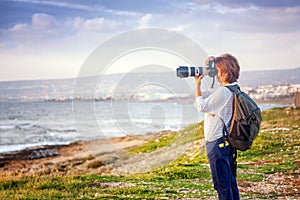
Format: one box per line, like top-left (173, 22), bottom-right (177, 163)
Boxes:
top-left (1, 0), bottom-right (300, 81)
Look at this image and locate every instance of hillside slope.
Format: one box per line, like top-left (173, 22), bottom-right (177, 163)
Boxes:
top-left (0, 107), bottom-right (299, 199)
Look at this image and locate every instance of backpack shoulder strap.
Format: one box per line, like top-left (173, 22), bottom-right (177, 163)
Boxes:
top-left (224, 84), bottom-right (239, 134)
top-left (229, 94), bottom-right (237, 133)
top-left (225, 84), bottom-right (240, 94)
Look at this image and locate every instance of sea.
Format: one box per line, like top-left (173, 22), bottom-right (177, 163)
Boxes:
top-left (0, 101), bottom-right (288, 153)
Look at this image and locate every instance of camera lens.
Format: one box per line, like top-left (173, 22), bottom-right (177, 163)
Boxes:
top-left (176, 66), bottom-right (189, 78)
top-left (190, 67), bottom-right (195, 76)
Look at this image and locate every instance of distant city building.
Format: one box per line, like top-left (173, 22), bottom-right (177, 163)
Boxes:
top-left (294, 89), bottom-right (300, 107)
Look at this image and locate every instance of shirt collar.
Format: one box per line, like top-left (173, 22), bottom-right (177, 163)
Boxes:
top-left (224, 82), bottom-right (238, 86)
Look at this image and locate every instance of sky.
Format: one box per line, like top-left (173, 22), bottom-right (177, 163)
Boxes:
top-left (0, 0), bottom-right (300, 81)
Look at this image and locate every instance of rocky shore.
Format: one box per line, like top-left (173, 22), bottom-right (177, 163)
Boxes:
top-left (0, 130), bottom-right (178, 177)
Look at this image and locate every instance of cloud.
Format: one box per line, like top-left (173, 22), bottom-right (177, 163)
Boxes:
top-left (213, 3), bottom-right (258, 14)
top-left (5, 12), bottom-right (127, 44)
top-left (8, 13), bottom-right (57, 33)
top-left (220, 6), bottom-right (300, 33)
top-left (177, 1), bottom-right (300, 34)
top-left (11, 0), bottom-right (143, 18)
top-left (9, 23), bottom-right (29, 32)
top-left (239, 0), bottom-right (300, 8)
top-left (105, 8), bottom-right (143, 17)
top-left (195, 0), bottom-right (300, 9)
top-left (12, 0), bottom-right (96, 11)
top-left (169, 24), bottom-right (191, 32)
top-left (1, 0), bottom-right (300, 81)
top-left (70, 17), bottom-right (119, 32)
top-left (6, 13), bottom-right (59, 42)
top-left (31, 13), bottom-right (56, 29)
top-left (138, 14), bottom-right (153, 28)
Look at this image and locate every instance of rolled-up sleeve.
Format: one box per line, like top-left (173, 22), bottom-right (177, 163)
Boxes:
top-left (194, 95), bottom-right (214, 113)
top-left (194, 96), bottom-right (205, 112)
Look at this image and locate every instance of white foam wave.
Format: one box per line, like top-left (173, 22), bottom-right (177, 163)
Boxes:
top-left (0, 142), bottom-right (71, 154)
top-left (0, 125), bottom-right (15, 130)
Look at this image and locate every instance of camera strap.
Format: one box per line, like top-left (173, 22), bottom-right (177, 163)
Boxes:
top-left (211, 76), bottom-right (215, 89)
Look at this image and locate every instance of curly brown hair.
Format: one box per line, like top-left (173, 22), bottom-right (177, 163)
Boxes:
top-left (215, 54), bottom-right (240, 83)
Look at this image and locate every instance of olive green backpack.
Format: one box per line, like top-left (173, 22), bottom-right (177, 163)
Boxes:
top-left (225, 85), bottom-right (262, 151)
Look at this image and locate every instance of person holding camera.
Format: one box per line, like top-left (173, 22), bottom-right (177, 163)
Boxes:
top-left (194, 54), bottom-right (240, 200)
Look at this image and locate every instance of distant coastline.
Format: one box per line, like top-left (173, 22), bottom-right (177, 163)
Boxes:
top-left (43, 95), bottom-right (295, 105)
top-left (0, 67), bottom-right (299, 102)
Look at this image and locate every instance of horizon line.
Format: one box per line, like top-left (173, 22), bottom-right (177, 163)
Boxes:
top-left (0, 66), bottom-right (299, 83)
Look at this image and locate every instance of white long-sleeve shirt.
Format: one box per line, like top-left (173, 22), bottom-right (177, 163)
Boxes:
top-left (194, 83), bottom-right (236, 142)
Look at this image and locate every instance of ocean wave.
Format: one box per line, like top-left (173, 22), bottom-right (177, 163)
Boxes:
top-left (0, 125), bottom-right (15, 130)
top-left (16, 123), bottom-right (32, 129)
top-left (0, 142), bottom-right (71, 154)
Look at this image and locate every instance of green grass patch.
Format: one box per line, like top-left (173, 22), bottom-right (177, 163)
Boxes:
top-left (129, 122), bottom-right (203, 154)
top-left (129, 132), bottom-right (178, 153)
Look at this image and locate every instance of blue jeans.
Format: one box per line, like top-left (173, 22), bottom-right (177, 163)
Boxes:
top-left (206, 137), bottom-right (240, 200)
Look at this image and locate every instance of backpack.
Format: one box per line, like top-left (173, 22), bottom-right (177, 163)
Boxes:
top-left (224, 85), bottom-right (262, 151)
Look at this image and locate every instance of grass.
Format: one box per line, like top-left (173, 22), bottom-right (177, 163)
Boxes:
top-left (0, 107), bottom-right (299, 199)
top-left (238, 107), bottom-right (300, 174)
top-left (129, 122), bottom-right (203, 154)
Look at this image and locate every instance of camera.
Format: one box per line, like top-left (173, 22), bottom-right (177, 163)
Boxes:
top-left (176, 61), bottom-right (218, 78)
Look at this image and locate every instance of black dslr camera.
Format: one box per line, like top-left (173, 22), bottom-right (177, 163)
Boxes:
top-left (176, 61), bottom-right (217, 78)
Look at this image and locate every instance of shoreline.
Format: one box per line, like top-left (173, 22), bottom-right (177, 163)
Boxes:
top-left (0, 96), bottom-right (295, 104)
top-left (0, 102), bottom-right (290, 155)
top-left (0, 130), bottom-right (177, 177)
top-left (0, 104), bottom-right (293, 177)
top-left (0, 142), bottom-right (73, 155)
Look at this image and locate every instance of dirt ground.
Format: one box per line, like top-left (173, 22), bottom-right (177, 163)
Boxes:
top-left (0, 131), bottom-right (175, 176)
